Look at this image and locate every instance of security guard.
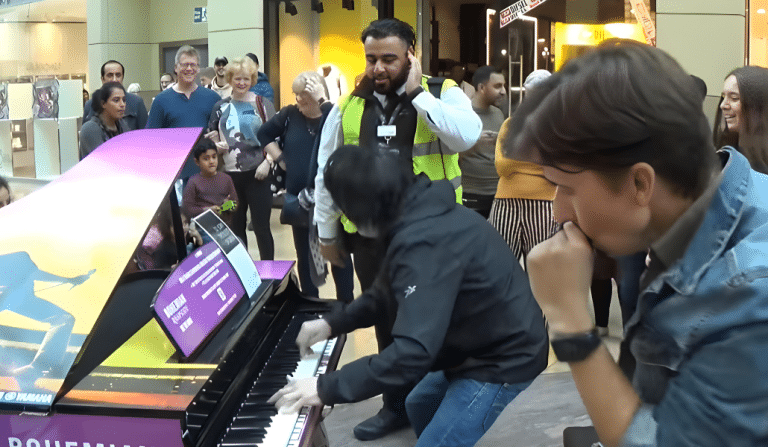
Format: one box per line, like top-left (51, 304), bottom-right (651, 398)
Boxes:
top-left (313, 18), bottom-right (481, 441)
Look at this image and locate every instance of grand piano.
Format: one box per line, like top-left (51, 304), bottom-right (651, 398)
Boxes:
top-left (0, 128), bottom-right (345, 447)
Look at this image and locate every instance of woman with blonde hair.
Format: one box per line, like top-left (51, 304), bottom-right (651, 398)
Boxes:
top-left (207, 57), bottom-right (276, 258)
top-left (258, 71), bottom-right (354, 302)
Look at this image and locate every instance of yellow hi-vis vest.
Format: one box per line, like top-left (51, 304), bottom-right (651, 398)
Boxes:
top-left (337, 75), bottom-right (463, 233)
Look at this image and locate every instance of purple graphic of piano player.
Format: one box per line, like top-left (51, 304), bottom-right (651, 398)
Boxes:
top-left (0, 251), bottom-right (93, 389)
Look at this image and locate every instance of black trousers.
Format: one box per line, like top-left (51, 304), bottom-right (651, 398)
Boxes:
top-left (291, 224), bottom-right (354, 303)
top-left (342, 232), bottom-right (411, 417)
top-left (226, 170), bottom-right (274, 260)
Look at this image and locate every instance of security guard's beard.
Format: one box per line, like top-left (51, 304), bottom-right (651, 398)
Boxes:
top-left (372, 63), bottom-right (409, 95)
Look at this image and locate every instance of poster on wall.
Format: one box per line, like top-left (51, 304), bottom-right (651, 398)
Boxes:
top-left (32, 79), bottom-right (59, 119)
top-left (0, 83), bottom-right (8, 120)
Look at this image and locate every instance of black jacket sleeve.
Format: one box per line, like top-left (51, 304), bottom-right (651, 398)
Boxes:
top-left (207, 97), bottom-right (227, 134)
top-left (134, 95), bottom-right (148, 130)
top-left (256, 106), bottom-right (291, 147)
top-left (323, 270), bottom-right (389, 338)
top-left (317, 240), bottom-right (464, 405)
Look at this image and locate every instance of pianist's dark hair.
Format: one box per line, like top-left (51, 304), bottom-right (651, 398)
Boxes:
top-left (91, 82), bottom-right (126, 115)
top-left (193, 137), bottom-right (217, 160)
top-left (324, 145), bottom-right (415, 235)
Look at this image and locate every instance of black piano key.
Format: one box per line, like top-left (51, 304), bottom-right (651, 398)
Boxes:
top-left (226, 426), bottom-right (267, 436)
top-left (234, 410), bottom-right (275, 421)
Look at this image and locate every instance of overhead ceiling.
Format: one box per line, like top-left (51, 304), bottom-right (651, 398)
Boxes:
top-left (0, 0), bottom-right (86, 23)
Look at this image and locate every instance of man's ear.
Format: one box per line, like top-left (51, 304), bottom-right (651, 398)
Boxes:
top-left (630, 162), bottom-right (655, 207)
top-left (408, 46), bottom-right (415, 56)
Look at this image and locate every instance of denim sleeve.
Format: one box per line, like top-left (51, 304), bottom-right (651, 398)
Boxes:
top-left (621, 323), bottom-right (768, 446)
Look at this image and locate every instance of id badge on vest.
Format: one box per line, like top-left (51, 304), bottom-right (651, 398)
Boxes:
top-left (378, 125), bottom-right (397, 145)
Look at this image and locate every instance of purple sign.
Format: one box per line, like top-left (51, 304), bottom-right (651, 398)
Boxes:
top-left (1, 413), bottom-right (183, 447)
top-left (153, 242), bottom-right (246, 358)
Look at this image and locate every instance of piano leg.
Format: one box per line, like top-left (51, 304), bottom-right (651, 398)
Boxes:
top-left (310, 420), bottom-right (329, 447)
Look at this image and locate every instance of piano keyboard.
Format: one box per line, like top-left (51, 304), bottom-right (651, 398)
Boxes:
top-left (218, 314), bottom-right (337, 447)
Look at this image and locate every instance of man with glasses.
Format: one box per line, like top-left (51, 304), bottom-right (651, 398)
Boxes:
top-left (147, 45), bottom-right (221, 181)
top-left (146, 45), bottom-right (221, 130)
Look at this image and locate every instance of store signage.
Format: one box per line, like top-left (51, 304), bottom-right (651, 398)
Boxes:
top-left (629, 0), bottom-right (655, 46)
top-left (499, 0), bottom-right (546, 28)
top-left (193, 6), bottom-right (207, 23)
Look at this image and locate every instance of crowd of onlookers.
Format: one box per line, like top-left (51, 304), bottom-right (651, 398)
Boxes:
top-left (7, 20), bottom-right (768, 445)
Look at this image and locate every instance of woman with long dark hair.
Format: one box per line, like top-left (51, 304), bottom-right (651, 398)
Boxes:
top-left (79, 81), bottom-right (126, 159)
top-left (714, 66), bottom-right (768, 173)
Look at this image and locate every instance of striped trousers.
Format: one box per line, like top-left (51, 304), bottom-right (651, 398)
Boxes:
top-left (488, 198), bottom-right (558, 263)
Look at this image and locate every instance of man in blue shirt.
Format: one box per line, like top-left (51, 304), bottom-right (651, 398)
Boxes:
top-left (146, 45), bottom-right (221, 130)
top-left (506, 40), bottom-right (768, 446)
top-left (83, 60), bottom-right (148, 131)
top-left (147, 45), bottom-right (221, 180)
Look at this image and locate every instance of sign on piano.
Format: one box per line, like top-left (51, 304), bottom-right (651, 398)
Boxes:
top-left (152, 241), bottom-right (247, 359)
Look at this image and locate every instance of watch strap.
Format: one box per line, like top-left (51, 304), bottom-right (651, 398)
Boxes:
top-left (551, 328), bottom-right (602, 362)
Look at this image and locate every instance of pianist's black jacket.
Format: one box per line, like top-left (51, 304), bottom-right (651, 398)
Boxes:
top-left (318, 175), bottom-right (549, 405)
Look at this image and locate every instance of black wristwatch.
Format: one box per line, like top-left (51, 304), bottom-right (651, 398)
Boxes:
top-left (550, 328), bottom-right (602, 362)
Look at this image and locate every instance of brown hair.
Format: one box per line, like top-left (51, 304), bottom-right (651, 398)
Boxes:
top-left (713, 66), bottom-right (768, 174)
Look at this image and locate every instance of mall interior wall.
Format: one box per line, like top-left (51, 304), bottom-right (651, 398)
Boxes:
top-left (208, 0), bottom-right (265, 75)
top-left (656, 0), bottom-right (745, 124)
top-left (87, 0), bottom-right (209, 94)
top-left (0, 22), bottom-right (87, 81)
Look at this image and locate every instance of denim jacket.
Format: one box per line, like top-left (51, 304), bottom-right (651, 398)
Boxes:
top-left (621, 148), bottom-right (768, 446)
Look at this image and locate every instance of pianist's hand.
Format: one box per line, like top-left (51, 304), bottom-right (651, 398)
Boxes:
top-left (296, 319), bottom-right (332, 358)
top-left (268, 377), bottom-right (322, 414)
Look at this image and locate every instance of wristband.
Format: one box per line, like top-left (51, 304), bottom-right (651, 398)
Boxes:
top-left (550, 328), bottom-right (602, 363)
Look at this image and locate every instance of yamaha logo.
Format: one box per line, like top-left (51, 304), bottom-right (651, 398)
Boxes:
top-left (4, 392), bottom-right (16, 401)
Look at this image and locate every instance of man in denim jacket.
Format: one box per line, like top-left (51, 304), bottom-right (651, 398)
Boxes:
top-left (504, 39), bottom-right (768, 446)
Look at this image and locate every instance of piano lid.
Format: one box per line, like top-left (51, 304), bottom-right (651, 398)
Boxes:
top-left (0, 127), bottom-right (203, 412)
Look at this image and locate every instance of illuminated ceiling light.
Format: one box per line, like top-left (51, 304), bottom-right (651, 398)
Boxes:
top-left (284, 0), bottom-right (298, 15)
top-left (758, 8), bottom-right (766, 13)
top-left (538, 38), bottom-right (545, 42)
top-left (501, 49), bottom-right (507, 55)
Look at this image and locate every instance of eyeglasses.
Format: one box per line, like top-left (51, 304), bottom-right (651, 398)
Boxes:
top-left (178, 63), bottom-right (199, 69)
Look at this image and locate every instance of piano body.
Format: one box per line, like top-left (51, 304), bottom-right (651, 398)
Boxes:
top-left (0, 128), bottom-right (345, 447)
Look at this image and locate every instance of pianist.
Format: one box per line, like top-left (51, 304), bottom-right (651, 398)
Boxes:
top-left (270, 144), bottom-right (549, 447)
